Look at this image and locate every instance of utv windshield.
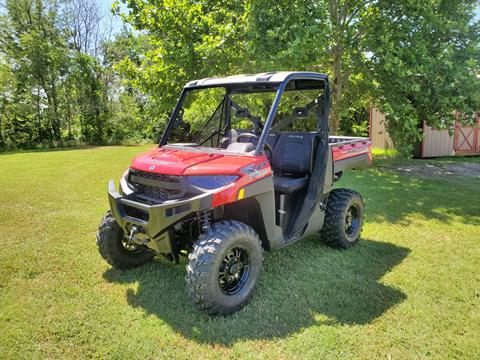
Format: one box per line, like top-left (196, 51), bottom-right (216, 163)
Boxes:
top-left (165, 87), bottom-right (276, 148)
top-left (163, 80), bottom-right (325, 151)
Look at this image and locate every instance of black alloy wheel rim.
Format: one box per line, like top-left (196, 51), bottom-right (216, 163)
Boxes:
top-left (345, 204), bottom-right (361, 239)
top-left (218, 247), bottom-right (251, 295)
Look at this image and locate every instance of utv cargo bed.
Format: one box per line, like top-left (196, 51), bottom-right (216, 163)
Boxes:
top-left (329, 136), bottom-right (371, 174)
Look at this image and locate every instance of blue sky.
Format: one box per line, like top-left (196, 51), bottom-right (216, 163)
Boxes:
top-left (103, 1), bottom-right (118, 15)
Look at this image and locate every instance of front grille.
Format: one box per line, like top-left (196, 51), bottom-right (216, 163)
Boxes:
top-left (124, 205), bottom-right (149, 221)
top-left (128, 170), bottom-right (185, 201)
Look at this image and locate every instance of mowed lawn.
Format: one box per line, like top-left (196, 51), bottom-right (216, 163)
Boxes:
top-left (0, 146), bottom-right (479, 359)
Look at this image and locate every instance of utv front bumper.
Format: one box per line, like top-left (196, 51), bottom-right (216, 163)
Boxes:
top-left (107, 180), bottom-right (212, 254)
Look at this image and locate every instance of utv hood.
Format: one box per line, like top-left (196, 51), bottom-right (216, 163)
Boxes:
top-left (130, 147), bottom-right (258, 176)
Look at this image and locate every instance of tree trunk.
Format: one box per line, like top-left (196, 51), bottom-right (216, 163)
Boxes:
top-left (50, 80), bottom-right (61, 140)
top-left (329, 0), bottom-right (343, 135)
top-left (36, 85), bottom-right (43, 142)
top-left (328, 0), bottom-right (356, 135)
top-left (330, 48), bottom-right (343, 134)
top-left (0, 103), bottom-right (4, 148)
top-left (65, 86), bottom-right (73, 140)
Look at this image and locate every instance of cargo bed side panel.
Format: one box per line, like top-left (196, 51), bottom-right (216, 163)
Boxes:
top-left (329, 137), bottom-right (372, 174)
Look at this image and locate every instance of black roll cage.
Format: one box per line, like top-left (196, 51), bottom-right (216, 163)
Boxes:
top-left (159, 72), bottom-right (330, 156)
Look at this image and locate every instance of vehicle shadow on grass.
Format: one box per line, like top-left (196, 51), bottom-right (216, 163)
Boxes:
top-left (103, 237), bottom-right (409, 346)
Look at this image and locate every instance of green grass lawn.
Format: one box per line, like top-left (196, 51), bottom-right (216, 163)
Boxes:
top-left (1, 146), bottom-right (479, 359)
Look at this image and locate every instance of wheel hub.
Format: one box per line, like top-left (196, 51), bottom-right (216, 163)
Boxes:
top-left (345, 204), bottom-right (360, 237)
top-left (218, 247), bottom-right (250, 295)
top-left (229, 262), bottom-right (243, 276)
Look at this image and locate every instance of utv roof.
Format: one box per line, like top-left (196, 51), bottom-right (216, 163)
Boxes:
top-left (184, 71), bottom-right (329, 89)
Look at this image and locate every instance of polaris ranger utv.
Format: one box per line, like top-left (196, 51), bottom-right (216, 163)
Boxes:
top-left (97, 71), bottom-right (371, 315)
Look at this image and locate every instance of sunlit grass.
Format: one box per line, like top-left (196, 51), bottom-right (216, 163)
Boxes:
top-left (0, 146), bottom-right (479, 358)
top-left (371, 147), bottom-right (398, 158)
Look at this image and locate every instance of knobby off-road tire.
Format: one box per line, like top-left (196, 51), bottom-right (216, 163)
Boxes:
top-left (96, 211), bottom-right (154, 270)
top-left (321, 188), bottom-right (365, 249)
top-left (186, 220), bottom-right (263, 316)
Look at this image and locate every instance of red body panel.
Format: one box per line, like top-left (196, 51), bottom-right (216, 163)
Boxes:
top-left (131, 146), bottom-right (272, 207)
top-left (210, 156), bottom-right (272, 207)
top-left (331, 140), bottom-right (371, 162)
top-left (131, 147), bottom-right (256, 176)
top-left (184, 156), bottom-right (259, 176)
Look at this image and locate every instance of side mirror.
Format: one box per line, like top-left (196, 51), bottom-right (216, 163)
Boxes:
top-left (293, 107), bottom-right (310, 118)
top-left (235, 108), bottom-right (251, 119)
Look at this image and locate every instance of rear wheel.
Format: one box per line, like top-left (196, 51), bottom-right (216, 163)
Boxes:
top-left (96, 211), bottom-right (154, 269)
top-left (186, 220), bottom-right (263, 316)
top-left (321, 189), bottom-right (364, 249)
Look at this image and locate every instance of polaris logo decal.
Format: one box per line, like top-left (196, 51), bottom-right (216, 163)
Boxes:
top-left (150, 159), bottom-right (170, 165)
top-left (241, 162), bottom-right (270, 179)
top-left (248, 169), bottom-right (269, 179)
top-left (149, 165), bottom-right (156, 170)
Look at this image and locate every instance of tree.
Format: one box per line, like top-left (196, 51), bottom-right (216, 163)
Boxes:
top-left (369, 0), bottom-right (480, 155)
top-left (0, 0), bottom-right (141, 149)
top-left (0, 58), bottom-right (17, 148)
top-left (119, 0), bottom-right (374, 136)
top-left (246, 0), bottom-right (377, 133)
top-left (115, 0), bottom-right (478, 154)
top-left (249, 0), bottom-right (479, 150)
top-left (0, 0), bottom-right (70, 143)
top-left (113, 0), bottom-right (248, 117)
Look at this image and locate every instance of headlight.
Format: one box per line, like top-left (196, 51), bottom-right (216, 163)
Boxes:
top-left (187, 175), bottom-right (238, 190)
top-left (120, 169), bottom-right (135, 194)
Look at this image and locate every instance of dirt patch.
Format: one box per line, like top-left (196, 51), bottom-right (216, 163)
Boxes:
top-left (381, 162), bottom-right (480, 179)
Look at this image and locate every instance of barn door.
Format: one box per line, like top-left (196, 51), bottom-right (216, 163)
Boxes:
top-left (476, 113), bottom-right (480, 153)
top-left (454, 113), bottom-right (478, 154)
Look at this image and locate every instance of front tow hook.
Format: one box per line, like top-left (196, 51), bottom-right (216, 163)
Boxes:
top-left (129, 226), bottom-right (140, 243)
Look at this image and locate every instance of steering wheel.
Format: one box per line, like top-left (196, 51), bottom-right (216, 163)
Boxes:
top-left (236, 133), bottom-right (273, 160)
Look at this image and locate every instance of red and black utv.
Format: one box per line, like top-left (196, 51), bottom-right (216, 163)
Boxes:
top-left (97, 71), bottom-right (372, 315)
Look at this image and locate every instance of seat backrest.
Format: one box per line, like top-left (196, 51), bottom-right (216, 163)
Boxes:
top-left (266, 133), bottom-right (279, 150)
top-left (226, 142), bottom-right (255, 153)
top-left (223, 129), bottom-right (278, 151)
top-left (220, 129), bottom-right (239, 149)
top-left (271, 132), bottom-right (316, 176)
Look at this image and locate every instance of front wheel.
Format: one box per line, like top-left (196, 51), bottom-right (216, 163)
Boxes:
top-left (186, 220), bottom-right (263, 316)
top-left (320, 188), bottom-right (365, 249)
top-left (96, 211), bottom-right (154, 269)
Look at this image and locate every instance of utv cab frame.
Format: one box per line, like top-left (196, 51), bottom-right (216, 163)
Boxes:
top-left (97, 72), bottom-right (371, 315)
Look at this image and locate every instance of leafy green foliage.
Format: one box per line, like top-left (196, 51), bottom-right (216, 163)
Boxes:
top-left (0, 0), bottom-right (150, 150)
top-left (112, 0), bottom-right (248, 116)
top-left (368, 0), bottom-right (480, 155)
top-left (0, 0), bottom-right (478, 155)
top-left (0, 0), bottom-right (69, 145)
